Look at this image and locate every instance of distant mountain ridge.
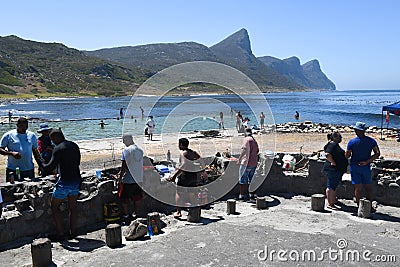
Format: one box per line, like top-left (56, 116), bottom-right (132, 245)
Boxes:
top-left (0, 28), bottom-right (335, 97)
top-left (88, 28), bottom-right (335, 91)
top-left (258, 55), bottom-right (336, 90)
top-left (88, 29), bottom-right (301, 90)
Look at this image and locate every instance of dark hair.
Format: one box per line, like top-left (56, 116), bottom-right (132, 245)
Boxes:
top-left (327, 131), bottom-right (340, 141)
top-left (17, 117), bottom-right (28, 125)
top-left (178, 138), bottom-right (189, 148)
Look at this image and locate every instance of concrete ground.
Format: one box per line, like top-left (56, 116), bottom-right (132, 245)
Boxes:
top-left (1, 194), bottom-right (399, 266)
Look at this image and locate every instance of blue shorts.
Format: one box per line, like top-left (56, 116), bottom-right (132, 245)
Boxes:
top-left (325, 169), bottom-right (342, 190)
top-left (239, 165), bottom-right (256, 185)
top-left (350, 165), bottom-right (371, 185)
top-left (52, 182), bottom-right (80, 199)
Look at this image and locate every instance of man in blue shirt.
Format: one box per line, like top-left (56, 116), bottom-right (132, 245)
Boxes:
top-left (0, 117), bottom-right (42, 181)
top-left (345, 122), bottom-right (380, 210)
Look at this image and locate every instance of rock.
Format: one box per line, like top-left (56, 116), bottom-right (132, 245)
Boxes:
top-left (14, 199), bottom-right (31, 211)
top-left (389, 183), bottom-right (400, 188)
top-left (98, 180), bottom-right (114, 194)
top-left (6, 204), bottom-right (16, 211)
top-left (123, 220), bottom-right (147, 240)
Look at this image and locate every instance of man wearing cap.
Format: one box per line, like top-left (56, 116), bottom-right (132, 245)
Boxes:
top-left (37, 123), bottom-right (55, 176)
top-left (237, 128), bottom-right (259, 201)
top-left (41, 129), bottom-right (82, 241)
top-left (0, 117), bottom-right (42, 181)
top-left (345, 122), bottom-right (380, 209)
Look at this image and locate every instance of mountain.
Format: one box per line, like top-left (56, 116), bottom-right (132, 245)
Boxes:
top-left (258, 56), bottom-right (336, 90)
top-left (0, 35), bottom-right (148, 96)
top-left (87, 42), bottom-right (218, 73)
top-left (87, 28), bottom-right (305, 91)
top-left (209, 29), bottom-right (301, 90)
top-left (0, 29), bottom-right (336, 96)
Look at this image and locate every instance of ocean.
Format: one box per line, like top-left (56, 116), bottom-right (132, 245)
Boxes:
top-left (0, 89), bottom-right (399, 141)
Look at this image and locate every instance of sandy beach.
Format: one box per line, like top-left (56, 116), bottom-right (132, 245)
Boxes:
top-left (0, 129), bottom-right (398, 183)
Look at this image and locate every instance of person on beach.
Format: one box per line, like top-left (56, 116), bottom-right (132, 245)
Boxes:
top-left (114, 134), bottom-right (143, 223)
top-left (41, 129), bottom-right (82, 241)
top-left (323, 131), bottom-right (348, 210)
top-left (295, 111), bottom-right (300, 120)
top-left (37, 123), bottom-right (55, 176)
top-left (120, 107), bottom-right (124, 119)
top-left (237, 128), bottom-right (259, 201)
top-left (236, 111), bottom-right (243, 132)
top-left (140, 106), bottom-right (144, 118)
top-left (0, 117), bottom-right (43, 182)
top-left (260, 112), bottom-right (265, 129)
top-left (8, 110), bottom-right (12, 123)
top-left (146, 116), bottom-right (155, 141)
top-left (168, 138), bottom-right (206, 218)
top-left (345, 122), bottom-right (380, 211)
top-left (219, 111), bottom-right (225, 130)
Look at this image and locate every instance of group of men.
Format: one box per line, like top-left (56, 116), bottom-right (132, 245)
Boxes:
top-left (0, 118), bottom-right (82, 241)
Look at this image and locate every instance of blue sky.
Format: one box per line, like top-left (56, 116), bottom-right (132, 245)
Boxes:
top-left (1, 0), bottom-right (399, 90)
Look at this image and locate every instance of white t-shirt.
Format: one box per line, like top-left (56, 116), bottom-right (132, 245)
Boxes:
top-left (121, 144), bottom-right (143, 183)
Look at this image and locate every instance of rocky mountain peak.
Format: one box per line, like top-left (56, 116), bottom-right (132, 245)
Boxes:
top-left (210, 28), bottom-right (252, 54)
top-left (302, 59), bottom-right (321, 71)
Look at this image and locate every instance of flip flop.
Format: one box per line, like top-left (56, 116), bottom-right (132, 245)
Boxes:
top-left (327, 205), bottom-right (339, 211)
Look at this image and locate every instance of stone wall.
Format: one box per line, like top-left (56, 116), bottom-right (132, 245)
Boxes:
top-left (1, 154), bottom-right (400, 245)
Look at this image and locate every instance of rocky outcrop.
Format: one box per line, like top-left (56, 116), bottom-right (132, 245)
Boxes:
top-left (258, 56), bottom-right (336, 90)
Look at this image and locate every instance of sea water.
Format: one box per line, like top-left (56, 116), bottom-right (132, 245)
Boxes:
top-left (0, 89), bottom-right (398, 141)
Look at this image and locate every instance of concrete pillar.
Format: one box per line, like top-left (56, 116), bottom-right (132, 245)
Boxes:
top-left (31, 238), bottom-right (52, 267)
top-left (256, 197), bottom-right (267, 210)
top-left (311, 194), bottom-right (325, 211)
top-left (147, 212), bottom-right (161, 235)
top-left (105, 223), bottom-right (122, 248)
top-left (226, 199), bottom-right (236, 215)
top-left (187, 207), bottom-right (201, 222)
top-left (358, 198), bottom-right (371, 218)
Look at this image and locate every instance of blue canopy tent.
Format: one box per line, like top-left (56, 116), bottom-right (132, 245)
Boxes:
top-left (381, 101), bottom-right (400, 139)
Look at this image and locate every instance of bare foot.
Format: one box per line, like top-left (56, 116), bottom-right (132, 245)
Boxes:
top-left (173, 212), bottom-right (182, 218)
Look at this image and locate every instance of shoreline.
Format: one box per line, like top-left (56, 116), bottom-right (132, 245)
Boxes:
top-left (1, 128), bottom-right (399, 183)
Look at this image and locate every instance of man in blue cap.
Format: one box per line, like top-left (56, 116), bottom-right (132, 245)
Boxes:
top-left (345, 122), bottom-right (380, 211)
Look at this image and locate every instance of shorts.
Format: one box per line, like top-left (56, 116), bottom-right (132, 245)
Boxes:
top-left (52, 182), bottom-right (80, 199)
top-left (350, 165), bottom-right (372, 184)
top-left (177, 172), bottom-right (199, 187)
top-left (118, 182), bottom-right (143, 202)
top-left (239, 165), bottom-right (256, 185)
top-left (325, 169), bottom-right (342, 190)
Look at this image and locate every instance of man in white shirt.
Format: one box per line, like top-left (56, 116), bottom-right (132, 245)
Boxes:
top-left (115, 134), bottom-right (144, 222)
top-left (146, 116), bottom-right (155, 141)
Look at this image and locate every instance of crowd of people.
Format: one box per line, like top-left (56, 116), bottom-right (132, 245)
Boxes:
top-left (0, 110), bottom-right (382, 241)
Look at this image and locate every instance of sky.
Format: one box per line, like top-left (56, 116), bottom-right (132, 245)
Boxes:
top-left (1, 0), bottom-right (399, 90)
